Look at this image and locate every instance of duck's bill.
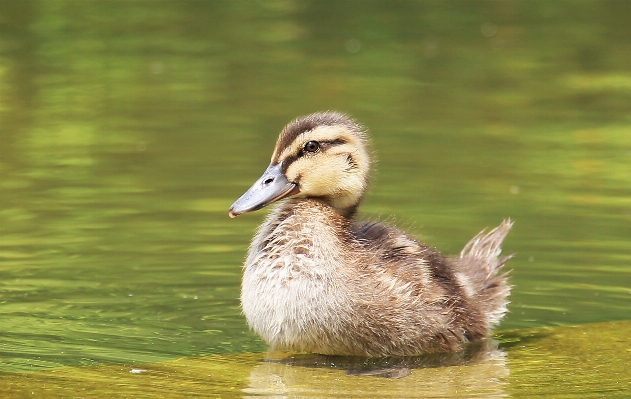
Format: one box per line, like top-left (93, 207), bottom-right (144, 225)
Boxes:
top-left (228, 163), bottom-right (299, 218)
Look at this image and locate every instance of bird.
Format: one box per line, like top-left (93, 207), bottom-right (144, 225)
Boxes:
top-left (228, 111), bottom-right (512, 357)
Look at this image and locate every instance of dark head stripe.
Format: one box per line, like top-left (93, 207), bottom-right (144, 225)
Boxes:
top-left (272, 111), bottom-right (363, 164)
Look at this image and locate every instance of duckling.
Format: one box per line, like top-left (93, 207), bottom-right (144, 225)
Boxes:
top-left (229, 111), bottom-right (512, 357)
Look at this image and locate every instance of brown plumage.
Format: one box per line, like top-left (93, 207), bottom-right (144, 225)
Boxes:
top-left (229, 111), bottom-right (512, 357)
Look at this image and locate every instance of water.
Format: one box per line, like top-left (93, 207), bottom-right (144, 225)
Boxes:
top-left (1, 0), bottom-right (630, 396)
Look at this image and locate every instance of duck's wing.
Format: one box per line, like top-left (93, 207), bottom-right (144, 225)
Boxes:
top-left (350, 219), bottom-right (513, 335)
top-left (350, 220), bottom-right (452, 292)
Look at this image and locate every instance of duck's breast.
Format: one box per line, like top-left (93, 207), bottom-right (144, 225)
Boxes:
top-left (241, 200), bottom-right (355, 351)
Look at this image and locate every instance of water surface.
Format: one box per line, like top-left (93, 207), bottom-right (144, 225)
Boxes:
top-left (1, 0), bottom-right (630, 397)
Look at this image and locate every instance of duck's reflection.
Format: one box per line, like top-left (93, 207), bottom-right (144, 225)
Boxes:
top-left (243, 339), bottom-right (509, 397)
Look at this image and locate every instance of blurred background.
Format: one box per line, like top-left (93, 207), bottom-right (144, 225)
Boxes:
top-left (1, 0), bottom-right (630, 373)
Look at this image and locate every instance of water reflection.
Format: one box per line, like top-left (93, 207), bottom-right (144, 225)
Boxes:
top-left (0, 321), bottom-right (628, 398)
top-left (260, 339), bottom-right (503, 378)
top-left (245, 341), bottom-right (509, 397)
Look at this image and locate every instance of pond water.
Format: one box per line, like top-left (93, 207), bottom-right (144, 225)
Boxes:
top-left (0, 0), bottom-right (630, 397)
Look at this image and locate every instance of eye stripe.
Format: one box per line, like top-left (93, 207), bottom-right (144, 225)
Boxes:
top-left (318, 139), bottom-right (346, 149)
top-left (272, 112), bottom-right (363, 163)
top-left (280, 139), bottom-right (347, 173)
top-left (281, 153), bottom-right (299, 174)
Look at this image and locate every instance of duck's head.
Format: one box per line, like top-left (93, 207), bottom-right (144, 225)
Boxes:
top-left (229, 112), bottom-right (370, 218)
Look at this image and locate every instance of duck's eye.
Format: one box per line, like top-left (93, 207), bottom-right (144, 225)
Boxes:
top-left (303, 141), bottom-right (320, 153)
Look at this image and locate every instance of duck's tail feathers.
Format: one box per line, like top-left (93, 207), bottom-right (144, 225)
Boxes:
top-left (458, 219), bottom-right (513, 327)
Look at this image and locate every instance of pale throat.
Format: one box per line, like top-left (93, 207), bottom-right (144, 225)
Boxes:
top-left (325, 193), bottom-right (363, 218)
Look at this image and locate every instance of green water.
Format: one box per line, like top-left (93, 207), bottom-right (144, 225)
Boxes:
top-left (1, 0), bottom-right (630, 397)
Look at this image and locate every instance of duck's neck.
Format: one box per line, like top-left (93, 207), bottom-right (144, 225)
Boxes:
top-left (272, 197), bottom-right (353, 235)
top-left (325, 196), bottom-right (361, 219)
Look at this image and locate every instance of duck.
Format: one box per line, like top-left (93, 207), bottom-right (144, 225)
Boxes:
top-left (228, 111), bottom-right (512, 357)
